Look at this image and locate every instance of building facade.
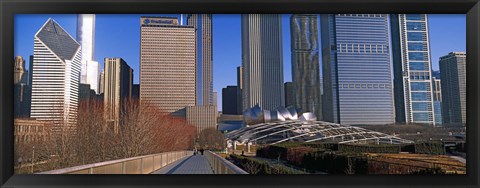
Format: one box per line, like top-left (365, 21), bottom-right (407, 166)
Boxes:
top-left (439, 52), bottom-right (466, 126)
top-left (14, 118), bottom-right (52, 144)
top-left (237, 66), bottom-right (243, 113)
top-left (290, 14), bottom-right (322, 118)
top-left (321, 14), bottom-right (395, 125)
top-left (432, 77), bottom-right (442, 125)
top-left (31, 19), bottom-right (81, 130)
top-left (14, 56), bottom-right (28, 85)
top-left (284, 82), bottom-right (294, 108)
top-left (222, 86), bottom-right (240, 115)
top-left (186, 14), bottom-right (213, 106)
top-left (77, 14), bottom-right (100, 94)
top-left (104, 58), bottom-right (133, 133)
top-left (14, 56), bottom-right (31, 118)
top-left (140, 17), bottom-right (196, 115)
top-left (186, 105), bottom-right (218, 135)
top-left (241, 14), bottom-right (284, 111)
top-left (391, 14), bottom-right (435, 125)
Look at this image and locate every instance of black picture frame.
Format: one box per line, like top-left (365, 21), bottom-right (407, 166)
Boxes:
top-left (1, 0), bottom-right (479, 187)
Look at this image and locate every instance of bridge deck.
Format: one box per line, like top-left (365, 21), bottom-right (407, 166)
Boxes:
top-left (151, 154), bottom-right (214, 174)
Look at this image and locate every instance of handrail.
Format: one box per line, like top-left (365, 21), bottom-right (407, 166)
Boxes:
top-left (205, 151), bottom-right (248, 174)
top-left (37, 150), bottom-right (192, 174)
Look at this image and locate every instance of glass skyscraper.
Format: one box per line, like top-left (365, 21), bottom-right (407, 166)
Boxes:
top-left (290, 14), bottom-right (322, 119)
top-left (77, 14), bottom-right (100, 94)
top-left (321, 14), bottom-right (394, 125)
top-left (391, 14), bottom-right (435, 125)
top-left (439, 52), bottom-right (466, 126)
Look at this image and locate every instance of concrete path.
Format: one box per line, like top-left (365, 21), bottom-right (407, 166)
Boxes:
top-left (151, 155), bottom-right (214, 174)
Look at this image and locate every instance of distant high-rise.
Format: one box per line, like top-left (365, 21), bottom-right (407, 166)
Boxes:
top-left (391, 14), bottom-right (435, 125)
top-left (236, 66), bottom-right (243, 113)
top-left (186, 105), bottom-right (218, 135)
top-left (140, 16), bottom-right (196, 115)
top-left (222, 86), bottom-right (240, 115)
top-left (31, 18), bottom-right (81, 129)
top-left (213, 91), bottom-right (218, 107)
top-left (432, 77), bottom-right (442, 126)
top-left (77, 14), bottom-right (100, 94)
top-left (99, 69), bottom-right (105, 94)
top-left (284, 82), bottom-right (294, 107)
top-left (132, 84), bottom-right (140, 100)
top-left (104, 58), bottom-right (133, 133)
top-left (290, 14), bottom-right (322, 118)
top-left (77, 14), bottom-right (95, 62)
top-left (14, 56), bottom-right (27, 84)
top-left (440, 52), bottom-right (466, 126)
top-left (186, 14), bottom-right (213, 106)
top-left (321, 14), bottom-right (394, 125)
top-left (242, 14), bottom-right (284, 111)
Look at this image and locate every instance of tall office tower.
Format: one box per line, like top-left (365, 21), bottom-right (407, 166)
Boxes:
top-left (77, 14), bottom-right (100, 94)
top-left (236, 66), bottom-right (243, 113)
top-left (439, 52), bottom-right (466, 126)
top-left (99, 69), bottom-right (105, 94)
top-left (391, 14), bottom-right (435, 125)
top-left (290, 14), bottom-right (322, 118)
top-left (186, 14), bottom-right (213, 105)
top-left (237, 66), bottom-right (243, 90)
top-left (104, 58), bottom-right (133, 133)
top-left (432, 77), bottom-right (442, 126)
top-left (222, 86), bottom-right (240, 115)
top-left (14, 56), bottom-right (27, 84)
top-left (284, 82), bottom-right (295, 107)
top-left (31, 18), bottom-right (81, 130)
top-left (321, 14), bottom-right (394, 125)
top-left (241, 14), bottom-right (284, 111)
top-left (29, 55), bottom-right (34, 86)
top-left (140, 17), bottom-right (196, 114)
top-left (213, 91), bottom-right (218, 107)
top-left (186, 105), bottom-right (218, 135)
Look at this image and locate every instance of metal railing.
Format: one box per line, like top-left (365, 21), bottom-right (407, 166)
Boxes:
top-left (37, 151), bottom-right (192, 174)
top-left (205, 151), bottom-right (248, 174)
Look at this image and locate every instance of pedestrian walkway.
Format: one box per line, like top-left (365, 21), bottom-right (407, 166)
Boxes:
top-left (151, 155), bottom-right (214, 174)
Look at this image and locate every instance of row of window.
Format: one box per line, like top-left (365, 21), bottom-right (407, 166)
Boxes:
top-left (338, 83), bottom-right (390, 89)
top-left (336, 43), bottom-right (388, 53)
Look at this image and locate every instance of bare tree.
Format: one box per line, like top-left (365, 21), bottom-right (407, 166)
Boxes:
top-left (198, 128), bottom-right (225, 150)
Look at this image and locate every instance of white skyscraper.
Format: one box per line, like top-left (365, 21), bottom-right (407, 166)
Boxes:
top-left (77, 14), bottom-right (100, 94)
top-left (31, 18), bottom-right (81, 130)
top-left (241, 14), bottom-right (284, 111)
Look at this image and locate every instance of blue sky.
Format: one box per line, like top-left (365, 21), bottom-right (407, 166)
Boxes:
top-left (14, 14), bottom-right (466, 110)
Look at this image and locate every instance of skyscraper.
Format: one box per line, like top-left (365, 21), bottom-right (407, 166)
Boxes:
top-left (241, 14), bottom-right (284, 111)
top-left (237, 66), bottom-right (243, 113)
top-left (31, 18), bottom-right (81, 129)
top-left (140, 16), bottom-right (196, 115)
top-left (222, 86), bottom-right (240, 115)
top-left (391, 14), bottom-right (435, 125)
top-left (14, 56), bottom-right (27, 85)
top-left (186, 106), bottom-right (218, 135)
top-left (284, 82), bottom-right (294, 107)
top-left (77, 14), bottom-right (100, 94)
top-left (321, 14), bottom-right (394, 125)
top-left (432, 76), bottom-right (442, 126)
top-left (104, 58), bottom-right (133, 133)
top-left (439, 52), bottom-right (466, 126)
top-left (99, 69), bottom-right (105, 94)
top-left (186, 14), bottom-right (213, 106)
top-left (290, 14), bottom-right (322, 119)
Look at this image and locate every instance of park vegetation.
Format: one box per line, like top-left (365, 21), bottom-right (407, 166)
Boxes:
top-left (14, 98), bottom-right (197, 174)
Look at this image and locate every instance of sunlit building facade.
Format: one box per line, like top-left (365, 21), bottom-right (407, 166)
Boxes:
top-left (321, 14), bottom-right (395, 125)
top-left (440, 52), bottom-right (466, 126)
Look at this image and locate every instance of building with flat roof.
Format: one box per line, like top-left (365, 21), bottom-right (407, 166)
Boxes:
top-left (321, 14), bottom-right (394, 125)
top-left (104, 57), bottom-right (133, 133)
top-left (140, 16), bottom-right (196, 115)
top-left (242, 14), bottom-right (284, 111)
top-left (440, 52), bottom-right (466, 126)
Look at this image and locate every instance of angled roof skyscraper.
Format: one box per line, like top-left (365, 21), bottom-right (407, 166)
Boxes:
top-left (31, 18), bottom-right (81, 132)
